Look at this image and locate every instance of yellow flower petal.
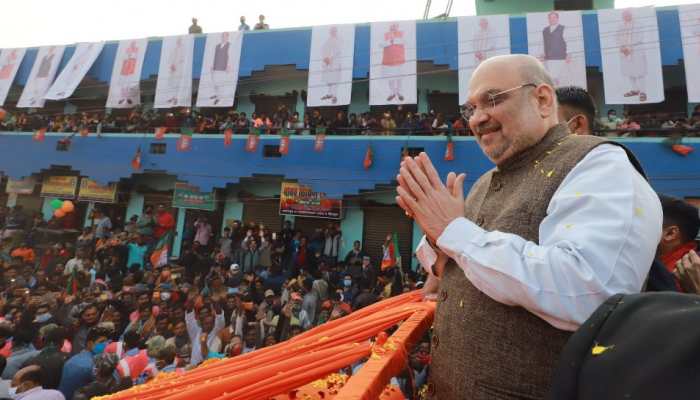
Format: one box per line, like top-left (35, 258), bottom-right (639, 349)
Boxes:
top-left (546, 169), bottom-right (555, 178)
top-left (592, 344), bottom-right (614, 356)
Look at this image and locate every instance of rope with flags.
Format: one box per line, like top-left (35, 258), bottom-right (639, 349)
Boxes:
top-left (381, 233), bottom-right (401, 271)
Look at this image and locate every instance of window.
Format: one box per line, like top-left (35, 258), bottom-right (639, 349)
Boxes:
top-left (150, 143), bottom-right (167, 154)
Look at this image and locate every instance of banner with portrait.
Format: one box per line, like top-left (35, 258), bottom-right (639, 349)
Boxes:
top-left (307, 24), bottom-right (355, 107)
top-left (598, 7), bottom-right (664, 104)
top-left (45, 42), bottom-right (104, 100)
top-left (17, 45), bottom-right (66, 108)
top-left (680, 4), bottom-right (700, 103)
top-left (196, 31), bottom-right (243, 108)
top-left (458, 15), bottom-right (511, 105)
top-left (154, 35), bottom-right (194, 108)
top-left (369, 20), bottom-right (417, 105)
top-left (106, 38), bottom-right (148, 108)
top-left (0, 48), bottom-right (26, 106)
top-left (527, 10), bottom-right (587, 89)
top-left (279, 182), bottom-right (342, 219)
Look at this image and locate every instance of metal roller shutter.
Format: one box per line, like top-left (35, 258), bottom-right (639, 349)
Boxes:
top-left (293, 217), bottom-right (336, 237)
top-left (242, 199), bottom-right (283, 232)
top-left (362, 205), bottom-right (413, 270)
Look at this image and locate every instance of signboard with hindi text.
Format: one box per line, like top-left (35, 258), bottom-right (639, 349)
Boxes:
top-left (78, 179), bottom-right (117, 203)
top-left (279, 182), bottom-right (342, 219)
top-left (5, 177), bottom-right (36, 194)
top-left (172, 182), bottom-right (216, 211)
top-left (40, 176), bottom-right (78, 198)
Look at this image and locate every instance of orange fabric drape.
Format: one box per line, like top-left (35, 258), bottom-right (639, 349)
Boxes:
top-left (98, 291), bottom-right (434, 400)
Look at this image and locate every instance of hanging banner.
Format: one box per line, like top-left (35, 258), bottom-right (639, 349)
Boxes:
top-left (154, 35), bottom-right (194, 108)
top-left (0, 48), bottom-right (26, 106)
top-left (307, 24), bottom-right (355, 107)
top-left (598, 7), bottom-right (664, 104)
top-left (680, 4), bottom-right (700, 103)
top-left (279, 182), bottom-right (342, 220)
top-left (106, 38), bottom-right (148, 108)
top-left (458, 15), bottom-right (511, 105)
top-left (369, 20), bottom-right (417, 105)
top-left (527, 11), bottom-right (587, 89)
top-left (196, 31), bottom-right (243, 108)
top-left (172, 182), bottom-right (215, 211)
top-left (77, 179), bottom-right (117, 203)
top-left (40, 176), bottom-right (78, 198)
top-left (5, 177), bottom-right (35, 195)
top-left (17, 45), bottom-right (66, 108)
top-left (45, 42), bottom-right (104, 100)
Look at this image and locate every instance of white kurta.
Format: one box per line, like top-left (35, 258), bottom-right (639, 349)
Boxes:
top-left (617, 22), bottom-right (647, 79)
top-left (416, 144), bottom-right (662, 331)
top-left (321, 36), bottom-right (343, 85)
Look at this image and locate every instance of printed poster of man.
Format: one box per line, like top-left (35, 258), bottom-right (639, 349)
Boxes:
top-left (307, 24), bottom-right (355, 107)
top-left (45, 41), bottom-right (104, 100)
top-left (106, 38), bottom-right (148, 108)
top-left (17, 45), bottom-right (66, 108)
top-left (154, 35), bottom-right (194, 108)
top-left (370, 20), bottom-right (417, 105)
top-left (458, 15), bottom-right (510, 105)
top-left (598, 7), bottom-right (664, 104)
top-left (680, 4), bottom-right (700, 102)
top-left (0, 48), bottom-right (26, 106)
top-left (527, 10), bottom-right (587, 89)
top-left (196, 31), bottom-right (243, 108)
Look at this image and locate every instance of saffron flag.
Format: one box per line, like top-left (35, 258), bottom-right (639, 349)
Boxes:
top-left (314, 127), bottom-right (327, 152)
top-left (131, 146), bottom-right (141, 170)
top-left (150, 231), bottom-right (173, 268)
top-left (66, 269), bottom-right (78, 295)
top-left (381, 232), bottom-right (401, 271)
top-left (177, 128), bottom-right (193, 152)
top-left (224, 127), bottom-right (233, 147)
top-left (33, 128), bottom-right (46, 142)
top-left (154, 127), bottom-right (167, 139)
top-left (363, 145), bottom-right (373, 169)
top-left (444, 134), bottom-right (455, 161)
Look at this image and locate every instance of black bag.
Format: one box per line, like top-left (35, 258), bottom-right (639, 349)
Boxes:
top-left (548, 292), bottom-right (700, 400)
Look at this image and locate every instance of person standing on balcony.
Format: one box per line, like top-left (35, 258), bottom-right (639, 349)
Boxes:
top-left (254, 15), bottom-right (269, 30)
top-left (188, 18), bottom-right (203, 34)
top-left (397, 54), bottom-right (661, 399)
top-left (238, 16), bottom-right (250, 31)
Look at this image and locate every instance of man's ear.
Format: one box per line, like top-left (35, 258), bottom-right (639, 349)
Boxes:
top-left (536, 85), bottom-right (556, 119)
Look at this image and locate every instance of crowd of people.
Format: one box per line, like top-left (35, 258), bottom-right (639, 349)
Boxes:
top-left (188, 14), bottom-right (270, 34)
top-left (0, 203), bottom-right (429, 400)
top-left (3, 103), bottom-right (700, 138)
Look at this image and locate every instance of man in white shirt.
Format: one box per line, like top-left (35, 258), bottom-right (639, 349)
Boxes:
top-left (396, 54), bottom-right (661, 399)
top-left (185, 300), bottom-right (225, 366)
top-left (10, 365), bottom-right (65, 400)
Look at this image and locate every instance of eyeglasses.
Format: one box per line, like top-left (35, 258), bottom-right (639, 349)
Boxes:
top-left (462, 83), bottom-right (537, 120)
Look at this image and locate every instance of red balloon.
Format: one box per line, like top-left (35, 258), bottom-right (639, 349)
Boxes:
top-left (0, 108), bottom-right (6, 121)
top-left (54, 209), bottom-right (66, 218)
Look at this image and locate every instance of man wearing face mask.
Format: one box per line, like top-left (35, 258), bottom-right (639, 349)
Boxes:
top-left (58, 327), bottom-right (110, 400)
top-left (8, 365), bottom-right (64, 400)
top-left (555, 86), bottom-right (596, 135)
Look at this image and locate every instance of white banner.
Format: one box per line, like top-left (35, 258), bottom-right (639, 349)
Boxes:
top-left (106, 38), bottom-right (148, 108)
top-left (0, 48), bottom-right (26, 106)
top-left (598, 7), bottom-right (664, 104)
top-left (196, 31), bottom-right (243, 108)
top-left (154, 35), bottom-right (194, 108)
top-left (527, 11), bottom-right (587, 89)
top-left (458, 15), bottom-right (511, 105)
top-left (370, 20), bottom-right (417, 105)
top-left (17, 45), bottom-right (65, 108)
top-left (680, 4), bottom-right (700, 103)
top-left (45, 42), bottom-right (104, 100)
top-left (307, 24), bottom-right (355, 107)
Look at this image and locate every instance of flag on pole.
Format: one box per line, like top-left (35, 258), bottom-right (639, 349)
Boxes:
top-left (224, 127), bottom-right (233, 147)
top-left (177, 127), bottom-right (193, 152)
top-left (363, 144), bottom-right (373, 169)
top-left (314, 127), bottom-right (326, 152)
top-left (33, 128), bottom-right (46, 142)
top-left (279, 128), bottom-right (291, 155)
top-left (444, 133), bottom-right (455, 161)
top-left (150, 231), bottom-right (173, 268)
top-left (131, 146), bottom-right (142, 170)
top-left (381, 232), bottom-right (401, 271)
top-left (246, 127), bottom-right (261, 152)
top-left (66, 269), bottom-right (78, 295)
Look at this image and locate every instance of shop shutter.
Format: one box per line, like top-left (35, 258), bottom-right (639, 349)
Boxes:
top-left (362, 205), bottom-right (413, 270)
top-left (242, 199), bottom-right (283, 232)
top-left (293, 217), bottom-right (336, 238)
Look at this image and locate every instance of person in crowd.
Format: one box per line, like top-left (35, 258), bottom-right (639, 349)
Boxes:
top-left (238, 16), bottom-right (250, 31)
top-left (153, 206), bottom-right (175, 240)
top-left (136, 206), bottom-right (155, 239)
top-left (9, 365), bottom-right (65, 400)
top-left (58, 327), bottom-right (110, 400)
top-left (397, 54), bottom-right (661, 398)
top-left (73, 353), bottom-right (130, 400)
top-left (556, 86), bottom-right (596, 135)
top-left (599, 108), bottom-right (622, 131)
top-left (344, 241), bottom-right (367, 266)
top-left (193, 217), bottom-right (213, 249)
top-left (92, 209), bottom-right (112, 241)
top-left (23, 325), bottom-right (67, 390)
top-left (254, 15), bottom-right (269, 30)
top-left (654, 195), bottom-right (700, 291)
top-left (188, 18), bottom-right (203, 34)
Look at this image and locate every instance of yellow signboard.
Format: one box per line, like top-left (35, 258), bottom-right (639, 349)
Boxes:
top-left (40, 176), bottom-right (78, 198)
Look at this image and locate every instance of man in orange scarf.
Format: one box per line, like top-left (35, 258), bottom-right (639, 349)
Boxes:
top-left (657, 195), bottom-right (700, 291)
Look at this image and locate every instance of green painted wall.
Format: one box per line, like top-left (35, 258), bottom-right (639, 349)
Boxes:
top-left (173, 208), bottom-right (186, 258)
top-left (125, 191), bottom-right (144, 223)
top-left (340, 205), bottom-right (364, 258)
top-left (411, 223), bottom-right (424, 271)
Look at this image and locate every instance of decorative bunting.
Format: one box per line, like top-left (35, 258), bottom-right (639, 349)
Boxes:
top-left (177, 128), bottom-right (193, 152)
top-left (32, 128), bottom-right (46, 142)
top-left (131, 146), bottom-right (142, 170)
top-left (664, 136), bottom-right (694, 157)
top-left (224, 127), bottom-right (233, 147)
top-left (154, 127), bottom-right (167, 140)
top-left (279, 128), bottom-right (291, 155)
top-left (444, 134), bottom-right (455, 161)
top-left (314, 127), bottom-right (327, 152)
top-left (245, 127), bottom-right (260, 153)
top-left (363, 144), bottom-right (374, 170)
